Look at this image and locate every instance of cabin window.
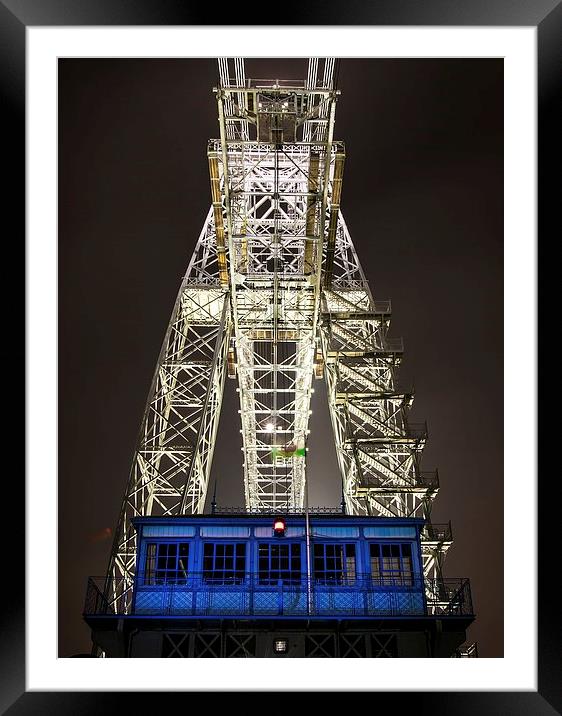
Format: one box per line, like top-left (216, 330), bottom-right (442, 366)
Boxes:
top-left (258, 543), bottom-right (302, 585)
top-left (313, 543), bottom-right (356, 585)
top-left (144, 542), bottom-right (189, 585)
top-left (202, 542), bottom-right (246, 584)
top-left (370, 543), bottom-right (413, 586)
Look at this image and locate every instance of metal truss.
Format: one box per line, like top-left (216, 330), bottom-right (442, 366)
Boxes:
top-left (107, 57), bottom-right (452, 609)
top-left (212, 58), bottom-right (339, 510)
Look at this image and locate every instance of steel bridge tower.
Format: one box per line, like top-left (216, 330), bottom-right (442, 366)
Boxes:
top-left (106, 58), bottom-right (452, 614)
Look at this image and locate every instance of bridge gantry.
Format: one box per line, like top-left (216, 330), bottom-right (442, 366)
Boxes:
top-left (107, 58), bottom-right (449, 612)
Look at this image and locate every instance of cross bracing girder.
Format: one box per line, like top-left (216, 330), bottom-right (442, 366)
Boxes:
top-left (336, 361), bottom-right (396, 394)
top-left (346, 402), bottom-right (410, 438)
top-left (322, 289), bottom-right (389, 315)
top-left (421, 549), bottom-right (452, 580)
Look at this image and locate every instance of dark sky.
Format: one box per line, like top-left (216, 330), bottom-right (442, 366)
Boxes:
top-left (58, 58), bottom-right (503, 658)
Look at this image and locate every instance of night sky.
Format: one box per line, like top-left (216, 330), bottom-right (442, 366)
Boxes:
top-left (58, 58), bottom-right (503, 658)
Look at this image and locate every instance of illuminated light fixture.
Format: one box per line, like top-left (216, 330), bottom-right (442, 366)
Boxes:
top-left (273, 639), bottom-right (288, 654)
top-left (273, 518), bottom-right (286, 536)
top-left (265, 422), bottom-right (275, 433)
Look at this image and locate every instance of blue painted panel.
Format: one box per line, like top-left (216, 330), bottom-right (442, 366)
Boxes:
top-left (311, 527), bottom-right (360, 537)
top-left (253, 591), bottom-right (279, 615)
top-left (363, 527), bottom-right (417, 538)
top-left (314, 590), bottom-right (365, 614)
top-left (367, 591), bottom-right (424, 615)
top-left (195, 588), bottom-right (250, 614)
top-left (134, 590), bottom-right (170, 614)
top-left (199, 526), bottom-right (250, 537)
top-left (143, 525), bottom-right (196, 537)
top-left (281, 590), bottom-right (308, 615)
top-left (170, 590), bottom-right (193, 613)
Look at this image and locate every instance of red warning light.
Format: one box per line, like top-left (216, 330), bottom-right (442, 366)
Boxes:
top-left (273, 518), bottom-right (286, 536)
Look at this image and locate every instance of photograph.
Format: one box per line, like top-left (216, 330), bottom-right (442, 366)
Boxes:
top-left (58, 56), bottom-right (503, 660)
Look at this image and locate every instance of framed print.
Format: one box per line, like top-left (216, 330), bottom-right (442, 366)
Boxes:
top-left (6, 0), bottom-right (558, 711)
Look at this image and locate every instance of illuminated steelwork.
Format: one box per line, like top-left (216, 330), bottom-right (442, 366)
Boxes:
top-left (107, 58), bottom-right (451, 611)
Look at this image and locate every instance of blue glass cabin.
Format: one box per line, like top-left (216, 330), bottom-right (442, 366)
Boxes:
top-left (84, 513), bottom-right (474, 657)
top-left (133, 514), bottom-right (427, 618)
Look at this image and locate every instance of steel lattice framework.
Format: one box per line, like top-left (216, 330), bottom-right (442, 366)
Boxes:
top-left (107, 58), bottom-right (451, 610)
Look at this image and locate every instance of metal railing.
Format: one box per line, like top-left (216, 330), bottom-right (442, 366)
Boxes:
top-left (403, 422), bottom-right (428, 440)
top-left (211, 506), bottom-right (344, 515)
top-left (352, 422), bottom-right (427, 444)
top-left (417, 470), bottom-right (440, 487)
top-left (246, 78), bottom-right (308, 89)
top-left (357, 469), bottom-right (438, 491)
top-left (84, 574), bottom-right (473, 619)
top-left (380, 338), bottom-right (404, 353)
top-left (422, 522), bottom-right (453, 542)
top-left (321, 300), bottom-right (391, 317)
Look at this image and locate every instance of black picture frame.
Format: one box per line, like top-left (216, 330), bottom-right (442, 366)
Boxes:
top-left (6, 0), bottom-right (557, 712)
